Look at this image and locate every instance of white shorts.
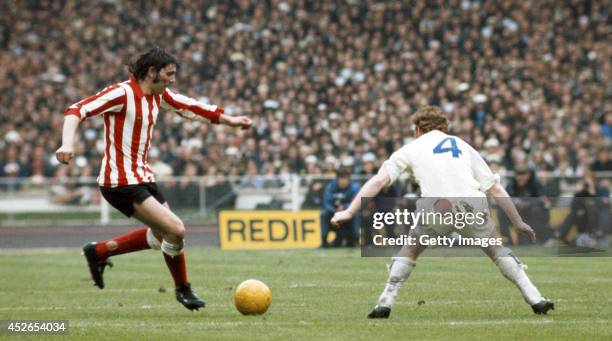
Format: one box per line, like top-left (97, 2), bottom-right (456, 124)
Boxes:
top-left (408, 197), bottom-right (496, 239)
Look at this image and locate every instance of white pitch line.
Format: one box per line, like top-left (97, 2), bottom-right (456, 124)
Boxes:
top-left (40, 319), bottom-right (612, 329)
top-left (395, 297), bottom-right (612, 304)
top-left (0, 297), bottom-right (607, 312)
top-left (0, 305), bottom-right (167, 312)
top-left (0, 303), bottom-right (226, 312)
top-left (446, 319), bottom-right (554, 326)
top-left (72, 320), bottom-right (315, 328)
top-left (0, 247), bottom-right (77, 254)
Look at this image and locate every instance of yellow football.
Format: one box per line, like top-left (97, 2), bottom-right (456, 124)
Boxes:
top-left (234, 279), bottom-right (272, 315)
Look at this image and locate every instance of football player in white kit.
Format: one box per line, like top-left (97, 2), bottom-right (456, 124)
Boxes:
top-left (331, 106), bottom-right (554, 318)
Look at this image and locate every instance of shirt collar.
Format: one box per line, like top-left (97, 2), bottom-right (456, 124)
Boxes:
top-left (129, 74), bottom-right (145, 99)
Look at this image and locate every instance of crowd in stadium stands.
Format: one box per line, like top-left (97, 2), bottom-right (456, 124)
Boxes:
top-left (0, 1), bottom-right (610, 196)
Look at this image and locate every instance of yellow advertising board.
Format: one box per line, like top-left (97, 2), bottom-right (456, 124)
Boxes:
top-left (218, 210), bottom-right (321, 250)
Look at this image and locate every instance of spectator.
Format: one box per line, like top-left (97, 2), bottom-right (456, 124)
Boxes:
top-left (304, 155), bottom-right (322, 176)
top-left (482, 137), bottom-right (503, 163)
top-left (602, 113), bottom-right (612, 140)
top-left (321, 168), bottom-right (360, 248)
top-left (175, 162), bottom-right (200, 208)
top-left (591, 148), bottom-right (611, 173)
top-left (0, 1), bottom-right (609, 199)
top-left (356, 152), bottom-right (378, 177)
top-left (487, 154), bottom-right (508, 187)
top-left (301, 178), bottom-right (326, 210)
top-left (548, 170), bottom-right (611, 247)
top-left (500, 164), bottom-right (551, 245)
top-left (49, 164), bottom-right (96, 205)
top-left (148, 147), bottom-right (173, 181)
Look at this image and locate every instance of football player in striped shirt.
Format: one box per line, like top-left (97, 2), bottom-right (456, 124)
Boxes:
top-left (56, 47), bottom-right (252, 311)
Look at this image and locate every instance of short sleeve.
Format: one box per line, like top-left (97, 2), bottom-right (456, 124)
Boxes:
top-left (469, 145), bottom-right (500, 192)
top-left (379, 144), bottom-right (412, 184)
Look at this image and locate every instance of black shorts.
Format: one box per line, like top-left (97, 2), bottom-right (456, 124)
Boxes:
top-left (100, 183), bottom-right (166, 217)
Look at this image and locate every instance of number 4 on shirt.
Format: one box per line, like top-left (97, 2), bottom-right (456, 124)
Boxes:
top-left (433, 137), bottom-right (462, 158)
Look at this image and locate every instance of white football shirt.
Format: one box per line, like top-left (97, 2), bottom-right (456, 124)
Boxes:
top-left (379, 130), bottom-right (500, 197)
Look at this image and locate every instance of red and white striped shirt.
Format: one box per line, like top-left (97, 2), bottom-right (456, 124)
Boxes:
top-left (64, 75), bottom-right (222, 187)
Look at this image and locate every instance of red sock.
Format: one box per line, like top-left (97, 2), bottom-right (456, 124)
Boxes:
top-left (163, 252), bottom-right (188, 288)
top-left (95, 227), bottom-right (151, 260)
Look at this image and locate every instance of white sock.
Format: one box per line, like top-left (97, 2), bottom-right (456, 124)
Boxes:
top-left (161, 240), bottom-right (182, 257)
top-left (495, 253), bottom-right (543, 305)
top-left (376, 257), bottom-right (415, 308)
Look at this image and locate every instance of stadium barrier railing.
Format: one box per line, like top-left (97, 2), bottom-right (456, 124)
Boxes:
top-left (0, 172), bottom-right (610, 227)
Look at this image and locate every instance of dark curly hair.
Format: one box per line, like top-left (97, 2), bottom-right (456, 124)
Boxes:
top-left (127, 47), bottom-right (179, 80)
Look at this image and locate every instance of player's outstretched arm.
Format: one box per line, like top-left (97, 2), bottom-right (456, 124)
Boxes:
top-left (161, 88), bottom-right (252, 129)
top-left (331, 170), bottom-right (391, 227)
top-left (218, 114), bottom-right (252, 130)
top-left (487, 182), bottom-right (536, 242)
top-left (55, 115), bottom-right (81, 164)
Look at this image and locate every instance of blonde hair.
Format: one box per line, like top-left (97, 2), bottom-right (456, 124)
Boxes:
top-left (411, 106), bottom-right (449, 133)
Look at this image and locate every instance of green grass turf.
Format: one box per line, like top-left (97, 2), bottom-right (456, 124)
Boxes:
top-left (0, 248), bottom-right (611, 340)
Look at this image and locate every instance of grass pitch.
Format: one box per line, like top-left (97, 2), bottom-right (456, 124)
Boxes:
top-left (1, 248), bottom-right (611, 340)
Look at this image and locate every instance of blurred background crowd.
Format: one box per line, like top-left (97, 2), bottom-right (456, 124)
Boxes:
top-left (0, 0), bottom-right (610, 194)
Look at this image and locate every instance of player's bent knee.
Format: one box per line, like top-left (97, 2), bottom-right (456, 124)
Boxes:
top-left (173, 217), bottom-right (185, 237)
top-left (482, 244), bottom-right (503, 260)
top-left (163, 217), bottom-right (185, 243)
top-left (396, 244), bottom-right (422, 261)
